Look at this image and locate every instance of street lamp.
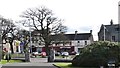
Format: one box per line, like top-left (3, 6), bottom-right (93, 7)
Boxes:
top-left (28, 19), bottom-right (32, 53)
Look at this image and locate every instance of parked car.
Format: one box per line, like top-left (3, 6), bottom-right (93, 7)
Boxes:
top-left (69, 51), bottom-right (77, 55)
top-left (61, 52), bottom-right (69, 58)
top-left (41, 52), bottom-right (46, 57)
top-left (31, 52), bottom-right (40, 57)
top-left (55, 51), bottom-right (61, 56)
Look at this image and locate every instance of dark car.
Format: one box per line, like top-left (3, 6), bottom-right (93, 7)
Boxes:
top-left (69, 51), bottom-right (77, 55)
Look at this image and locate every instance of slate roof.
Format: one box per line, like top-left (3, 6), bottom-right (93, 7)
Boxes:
top-left (98, 24), bottom-right (119, 33)
top-left (65, 33), bottom-right (92, 40)
top-left (98, 20), bottom-right (119, 33)
top-left (52, 33), bottom-right (93, 40)
top-left (32, 30), bottom-right (93, 40)
top-left (104, 24), bottom-right (119, 32)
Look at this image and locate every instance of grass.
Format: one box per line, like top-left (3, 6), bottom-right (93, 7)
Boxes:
top-left (54, 63), bottom-right (98, 68)
top-left (11, 53), bottom-right (25, 58)
top-left (54, 63), bottom-right (80, 68)
top-left (0, 60), bottom-right (23, 64)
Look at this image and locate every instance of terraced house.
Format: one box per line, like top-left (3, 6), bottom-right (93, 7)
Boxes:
top-left (32, 30), bottom-right (94, 54)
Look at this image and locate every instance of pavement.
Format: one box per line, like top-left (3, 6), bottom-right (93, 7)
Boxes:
top-left (2, 63), bottom-right (58, 68)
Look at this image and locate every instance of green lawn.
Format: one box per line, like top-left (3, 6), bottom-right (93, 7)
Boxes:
top-left (0, 60), bottom-right (23, 64)
top-left (11, 53), bottom-right (25, 58)
top-left (54, 63), bottom-right (97, 68)
top-left (54, 63), bottom-right (81, 68)
top-left (54, 63), bottom-right (72, 68)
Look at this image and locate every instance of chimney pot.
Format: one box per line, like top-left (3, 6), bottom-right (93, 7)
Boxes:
top-left (110, 19), bottom-right (113, 25)
top-left (75, 31), bottom-right (77, 34)
top-left (90, 30), bottom-right (92, 33)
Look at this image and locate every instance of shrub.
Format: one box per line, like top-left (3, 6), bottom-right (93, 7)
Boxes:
top-left (72, 41), bottom-right (120, 67)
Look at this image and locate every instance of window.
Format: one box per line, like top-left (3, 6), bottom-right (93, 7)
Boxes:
top-left (112, 36), bottom-right (115, 41)
top-left (70, 42), bottom-right (72, 45)
top-left (85, 41), bottom-right (87, 45)
top-left (115, 28), bottom-right (119, 31)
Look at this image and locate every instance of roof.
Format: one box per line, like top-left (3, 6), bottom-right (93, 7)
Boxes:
top-left (65, 33), bottom-right (92, 40)
top-left (52, 33), bottom-right (92, 40)
top-left (98, 20), bottom-right (119, 33)
top-left (104, 24), bottom-right (118, 31)
top-left (98, 24), bottom-right (119, 33)
top-left (32, 30), bottom-right (93, 40)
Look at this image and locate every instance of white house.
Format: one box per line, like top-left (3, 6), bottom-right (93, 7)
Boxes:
top-left (31, 30), bottom-right (94, 54)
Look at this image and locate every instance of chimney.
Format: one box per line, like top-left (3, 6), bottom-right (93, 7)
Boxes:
top-left (90, 30), bottom-right (92, 34)
top-left (110, 19), bottom-right (113, 25)
top-left (75, 31), bottom-right (77, 34)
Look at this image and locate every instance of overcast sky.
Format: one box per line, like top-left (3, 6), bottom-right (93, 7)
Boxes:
top-left (0, 0), bottom-right (119, 41)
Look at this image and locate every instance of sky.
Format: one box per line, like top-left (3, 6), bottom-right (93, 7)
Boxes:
top-left (0, 0), bottom-right (120, 41)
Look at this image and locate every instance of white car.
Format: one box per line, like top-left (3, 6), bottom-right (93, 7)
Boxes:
top-left (61, 52), bottom-right (69, 56)
top-left (32, 52), bottom-right (39, 57)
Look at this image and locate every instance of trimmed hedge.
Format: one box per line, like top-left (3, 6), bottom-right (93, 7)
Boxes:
top-left (72, 41), bottom-right (120, 67)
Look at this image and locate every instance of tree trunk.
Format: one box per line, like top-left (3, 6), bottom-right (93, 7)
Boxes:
top-left (45, 44), bottom-right (51, 62)
top-left (9, 42), bottom-right (14, 54)
top-left (25, 51), bottom-right (30, 62)
top-left (24, 44), bottom-right (30, 62)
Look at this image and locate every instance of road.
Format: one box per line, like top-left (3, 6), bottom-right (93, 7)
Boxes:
top-left (1, 58), bottom-right (58, 68)
top-left (2, 63), bottom-right (57, 68)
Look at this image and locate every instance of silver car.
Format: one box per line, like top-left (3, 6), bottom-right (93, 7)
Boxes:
top-left (61, 52), bottom-right (69, 56)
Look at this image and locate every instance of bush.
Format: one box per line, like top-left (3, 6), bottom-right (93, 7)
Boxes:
top-left (72, 41), bottom-right (120, 67)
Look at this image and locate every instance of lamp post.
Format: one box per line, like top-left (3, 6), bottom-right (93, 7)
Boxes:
top-left (28, 19), bottom-right (32, 53)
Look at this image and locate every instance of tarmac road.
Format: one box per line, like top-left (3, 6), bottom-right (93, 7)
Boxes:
top-left (1, 58), bottom-right (58, 68)
top-left (1, 63), bottom-right (58, 68)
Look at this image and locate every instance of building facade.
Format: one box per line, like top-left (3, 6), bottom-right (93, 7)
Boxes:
top-left (98, 20), bottom-right (120, 42)
top-left (32, 30), bottom-right (94, 53)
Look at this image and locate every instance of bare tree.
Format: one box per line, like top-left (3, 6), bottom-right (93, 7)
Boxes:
top-left (20, 7), bottom-right (67, 62)
top-left (0, 16), bottom-right (18, 54)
